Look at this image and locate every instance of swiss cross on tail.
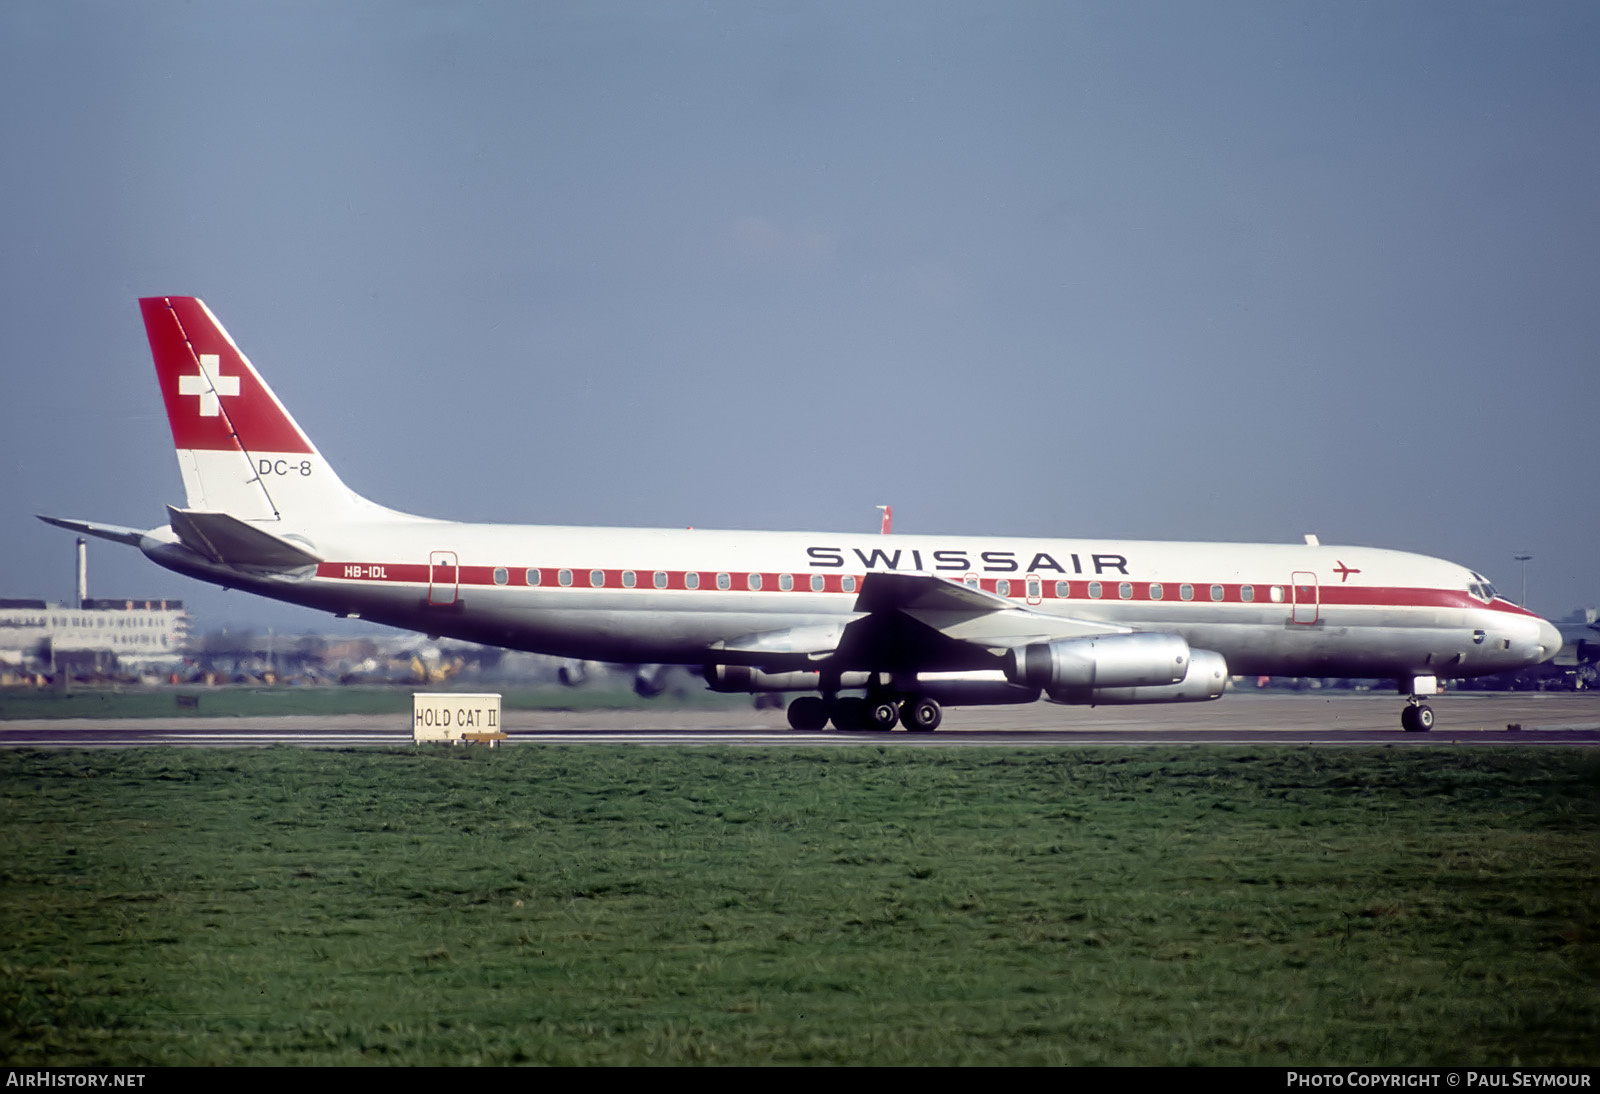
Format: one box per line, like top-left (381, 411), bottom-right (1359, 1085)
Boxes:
top-left (140, 297), bottom-right (314, 455)
top-left (176, 355), bottom-right (240, 417)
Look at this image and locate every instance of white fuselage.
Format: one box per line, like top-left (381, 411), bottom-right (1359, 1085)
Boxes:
top-left (139, 518), bottom-right (1557, 682)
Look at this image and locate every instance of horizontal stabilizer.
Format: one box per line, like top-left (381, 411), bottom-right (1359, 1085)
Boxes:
top-left (166, 507), bottom-right (321, 569)
top-left (35, 515), bottom-right (147, 547)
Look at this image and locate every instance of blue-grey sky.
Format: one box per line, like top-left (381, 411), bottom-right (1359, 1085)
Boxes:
top-left (3, 0), bottom-right (1596, 632)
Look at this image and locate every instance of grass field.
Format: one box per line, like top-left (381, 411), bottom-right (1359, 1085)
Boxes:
top-left (1, 746), bottom-right (1596, 1065)
top-left (0, 684), bottom-right (749, 720)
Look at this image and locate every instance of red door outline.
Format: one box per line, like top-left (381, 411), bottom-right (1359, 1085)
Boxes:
top-left (1291, 571), bottom-right (1318, 624)
top-left (429, 551), bottom-right (459, 606)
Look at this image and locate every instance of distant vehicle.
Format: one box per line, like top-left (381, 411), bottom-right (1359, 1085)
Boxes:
top-left (1557, 609), bottom-right (1600, 674)
top-left (1461, 610), bottom-right (1599, 691)
top-left (41, 297), bottom-right (1561, 732)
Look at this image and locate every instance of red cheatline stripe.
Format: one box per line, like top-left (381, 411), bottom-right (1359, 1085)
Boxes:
top-left (313, 562), bottom-right (1528, 613)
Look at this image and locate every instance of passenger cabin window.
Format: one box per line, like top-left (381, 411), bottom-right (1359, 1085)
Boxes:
top-left (1179, 584), bottom-right (1193, 601)
top-left (622, 570), bottom-right (636, 588)
top-left (1088, 581), bottom-right (1102, 599)
top-left (493, 567), bottom-right (508, 586)
top-left (716, 572), bottom-right (731, 590)
top-left (1055, 581), bottom-right (1070, 598)
top-left (1240, 584), bottom-right (1254, 602)
top-left (1209, 584), bottom-right (1223, 601)
top-left (843, 576), bottom-right (857, 593)
top-left (1118, 582), bottom-right (1133, 599)
top-left (747, 573), bottom-right (762, 591)
top-left (779, 574), bottom-right (794, 591)
top-left (685, 572), bottom-right (700, 589)
top-left (526, 568), bottom-right (541, 586)
top-left (996, 578), bottom-right (1010, 597)
top-left (558, 569), bottom-right (573, 587)
top-left (811, 574), bottom-right (825, 592)
top-left (653, 571), bottom-right (667, 589)
top-left (1269, 585), bottom-right (1284, 603)
top-left (1149, 583), bottom-right (1163, 600)
top-left (590, 570), bottom-right (605, 588)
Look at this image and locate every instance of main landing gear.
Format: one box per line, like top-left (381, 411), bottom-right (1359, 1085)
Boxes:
top-left (786, 694), bottom-right (943, 732)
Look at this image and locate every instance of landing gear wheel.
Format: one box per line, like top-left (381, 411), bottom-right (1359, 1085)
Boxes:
top-left (1401, 704), bottom-right (1435, 732)
top-left (787, 696), bottom-right (829, 731)
top-left (830, 697), bottom-right (869, 731)
top-left (865, 700), bottom-right (899, 731)
top-left (900, 697), bottom-right (942, 732)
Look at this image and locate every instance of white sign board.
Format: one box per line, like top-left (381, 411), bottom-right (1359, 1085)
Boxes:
top-left (413, 692), bottom-right (502, 743)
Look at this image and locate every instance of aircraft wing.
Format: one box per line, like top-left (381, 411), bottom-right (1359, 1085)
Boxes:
top-left (850, 570), bottom-right (1015, 614)
top-left (713, 571), bottom-right (1131, 672)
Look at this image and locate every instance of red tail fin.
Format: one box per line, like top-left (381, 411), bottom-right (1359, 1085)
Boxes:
top-left (141, 296), bottom-right (314, 455)
top-left (139, 297), bottom-right (371, 522)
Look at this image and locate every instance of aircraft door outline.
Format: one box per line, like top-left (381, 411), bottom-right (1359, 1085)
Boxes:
top-left (429, 551), bottom-right (459, 606)
top-left (1024, 573), bottom-right (1043, 606)
top-left (1291, 571), bottom-right (1319, 625)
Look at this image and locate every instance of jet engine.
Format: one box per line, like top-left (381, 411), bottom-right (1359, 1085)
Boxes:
top-left (1006, 632), bottom-right (1192, 694)
top-left (633, 664), bottom-right (669, 698)
top-left (912, 671), bottom-right (1040, 706)
top-left (705, 665), bottom-right (854, 693)
top-left (704, 664), bottom-right (1041, 705)
top-left (1047, 648), bottom-right (1229, 705)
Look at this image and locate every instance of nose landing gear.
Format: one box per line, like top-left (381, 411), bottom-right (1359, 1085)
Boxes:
top-left (1401, 702), bottom-right (1435, 732)
top-left (1399, 675), bottom-right (1438, 732)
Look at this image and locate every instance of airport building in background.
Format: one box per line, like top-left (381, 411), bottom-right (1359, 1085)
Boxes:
top-left (0, 597), bottom-right (189, 675)
top-left (0, 537), bottom-right (189, 676)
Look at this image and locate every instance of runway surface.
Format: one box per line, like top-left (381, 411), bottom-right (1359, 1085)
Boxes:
top-left (3, 692), bottom-right (1598, 748)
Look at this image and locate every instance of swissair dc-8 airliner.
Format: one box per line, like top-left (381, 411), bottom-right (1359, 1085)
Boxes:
top-left (40, 297), bottom-right (1561, 732)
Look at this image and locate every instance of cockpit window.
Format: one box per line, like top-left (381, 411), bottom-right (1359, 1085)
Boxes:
top-left (1467, 581), bottom-right (1496, 603)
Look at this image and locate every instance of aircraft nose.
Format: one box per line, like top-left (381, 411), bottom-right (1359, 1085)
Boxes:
top-left (1534, 617), bottom-right (1563, 663)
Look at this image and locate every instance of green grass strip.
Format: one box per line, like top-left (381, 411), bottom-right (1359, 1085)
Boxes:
top-left (2, 747), bottom-right (1596, 1065)
top-left (0, 685), bottom-right (749, 720)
